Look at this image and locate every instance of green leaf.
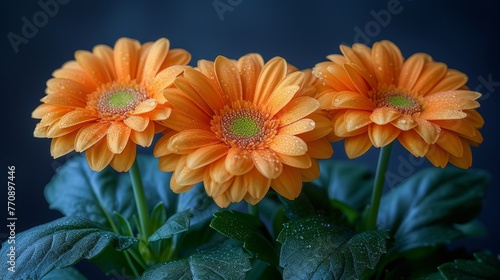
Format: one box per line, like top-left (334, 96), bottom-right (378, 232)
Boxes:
top-left (277, 216), bottom-right (388, 279)
top-left (149, 211), bottom-right (192, 242)
top-left (312, 161), bottom-right (374, 210)
top-left (44, 155), bottom-right (136, 229)
top-left (45, 155), bottom-right (218, 230)
top-left (377, 168), bottom-right (490, 254)
top-left (0, 216), bottom-right (136, 280)
top-left (210, 210), bottom-right (278, 265)
top-left (140, 243), bottom-right (252, 279)
top-left (40, 267), bottom-right (87, 280)
top-left (437, 252), bottom-right (500, 279)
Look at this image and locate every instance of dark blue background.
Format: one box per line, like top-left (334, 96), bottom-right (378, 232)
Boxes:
top-left (2, 0), bottom-right (499, 278)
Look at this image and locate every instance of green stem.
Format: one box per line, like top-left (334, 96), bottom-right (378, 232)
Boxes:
top-left (367, 143), bottom-right (393, 230)
top-left (129, 159), bottom-right (151, 240)
top-left (248, 203), bottom-right (259, 217)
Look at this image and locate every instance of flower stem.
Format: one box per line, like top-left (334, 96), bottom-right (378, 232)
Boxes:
top-left (367, 143), bottom-right (393, 230)
top-left (129, 159), bottom-right (151, 240)
top-left (248, 203), bottom-right (259, 217)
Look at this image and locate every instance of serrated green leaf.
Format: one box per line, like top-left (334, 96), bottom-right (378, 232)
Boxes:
top-left (140, 243), bottom-right (252, 280)
top-left (0, 216), bottom-right (136, 280)
top-left (438, 252), bottom-right (500, 279)
top-left (377, 168), bottom-right (490, 254)
top-left (210, 211), bottom-right (278, 265)
top-left (277, 216), bottom-right (388, 279)
top-left (312, 161), bottom-right (374, 210)
top-left (40, 267), bottom-right (87, 280)
top-left (149, 211), bottom-right (192, 242)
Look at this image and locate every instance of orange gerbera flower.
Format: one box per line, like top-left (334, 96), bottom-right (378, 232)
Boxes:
top-left (313, 40), bottom-right (483, 168)
top-left (32, 37), bottom-right (191, 171)
top-left (154, 54), bottom-right (333, 207)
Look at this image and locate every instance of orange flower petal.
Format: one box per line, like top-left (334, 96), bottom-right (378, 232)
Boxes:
top-left (267, 71), bottom-right (304, 115)
top-left (50, 131), bottom-right (77, 158)
top-left (225, 146), bottom-right (254, 176)
top-left (110, 140), bottom-right (136, 172)
top-left (237, 53), bottom-right (264, 101)
top-left (124, 115), bottom-right (149, 132)
top-left (254, 57), bottom-right (287, 107)
top-left (204, 169), bottom-right (233, 197)
top-left (414, 118), bottom-right (441, 144)
top-left (93, 44), bottom-right (116, 80)
top-left (162, 48), bottom-right (191, 67)
top-left (107, 121), bottom-right (132, 154)
top-left (436, 129), bottom-right (464, 157)
top-left (41, 91), bottom-right (86, 108)
top-left (114, 38), bottom-right (139, 80)
top-left (276, 153), bottom-right (312, 169)
top-left (213, 192), bottom-right (231, 208)
top-left (174, 156), bottom-right (205, 186)
top-left (186, 144), bottom-right (229, 169)
top-left (419, 109), bottom-right (467, 120)
top-left (59, 109), bottom-right (99, 128)
top-left (428, 69), bottom-right (468, 94)
top-left (306, 138), bottom-right (334, 159)
top-left (370, 107), bottom-right (401, 125)
top-left (344, 134), bottom-right (372, 158)
top-left (279, 118), bottom-right (316, 136)
top-left (162, 109), bottom-right (211, 131)
top-left (301, 159), bottom-right (320, 182)
top-left (271, 166), bottom-right (302, 200)
top-left (251, 149), bottom-right (282, 179)
top-left (397, 53), bottom-right (429, 90)
top-left (330, 91), bottom-right (375, 110)
top-left (75, 50), bottom-right (111, 85)
top-left (368, 124), bottom-right (400, 147)
top-left (345, 110), bottom-right (373, 132)
top-left (75, 123), bottom-right (110, 152)
top-left (424, 90), bottom-right (481, 111)
top-left (269, 135), bottom-right (308, 156)
top-left (184, 68), bottom-right (226, 112)
top-left (215, 56), bottom-right (243, 102)
top-left (85, 139), bottom-right (114, 172)
top-left (140, 38), bottom-right (170, 83)
top-left (148, 106), bottom-right (172, 121)
top-left (244, 168), bottom-right (271, 202)
top-left (277, 96), bottom-right (320, 126)
top-left (425, 145), bottom-right (450, 168)
top-left (130, 121), bottom-right (155, 147)
top-left (412, 61), bottom-right (448, 95)
top-left (448, 138), bottom-right (472, 169)
top-left (372, 40), bottom-right (403, 86)
top-left (133, 99), bottom-right (158, 115)
top-left (158, 153), bottom-right (182, 172)
top-left (148, 65), bottom-right (187, 99)
top-left (168, 129), bottom-right (220, 152)
top-left (209, 157), bottom-right (233, 184)
top-left (391, 115), bottom-right (417, 131)
top-left (398, 130), bottom-right (430, 157)
top-left (52, 68), bottom-right (96, 90)
top-left (294, 114), bottom-right (332, 141)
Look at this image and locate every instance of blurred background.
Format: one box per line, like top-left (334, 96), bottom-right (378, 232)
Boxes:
top-left (2, 0), bottom-right (499, 278)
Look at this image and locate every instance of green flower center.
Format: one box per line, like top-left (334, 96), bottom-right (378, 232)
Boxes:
top-left (97, 88), bottom-right (146, 115)
top-left (387, 95), bottom-right (414, 108)
top-left (211, 101), bottom-right (279, 149)
top-left (374, 86), bottom-right (421, 115)
top-left (230, 117), bottom-right (260, 138)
